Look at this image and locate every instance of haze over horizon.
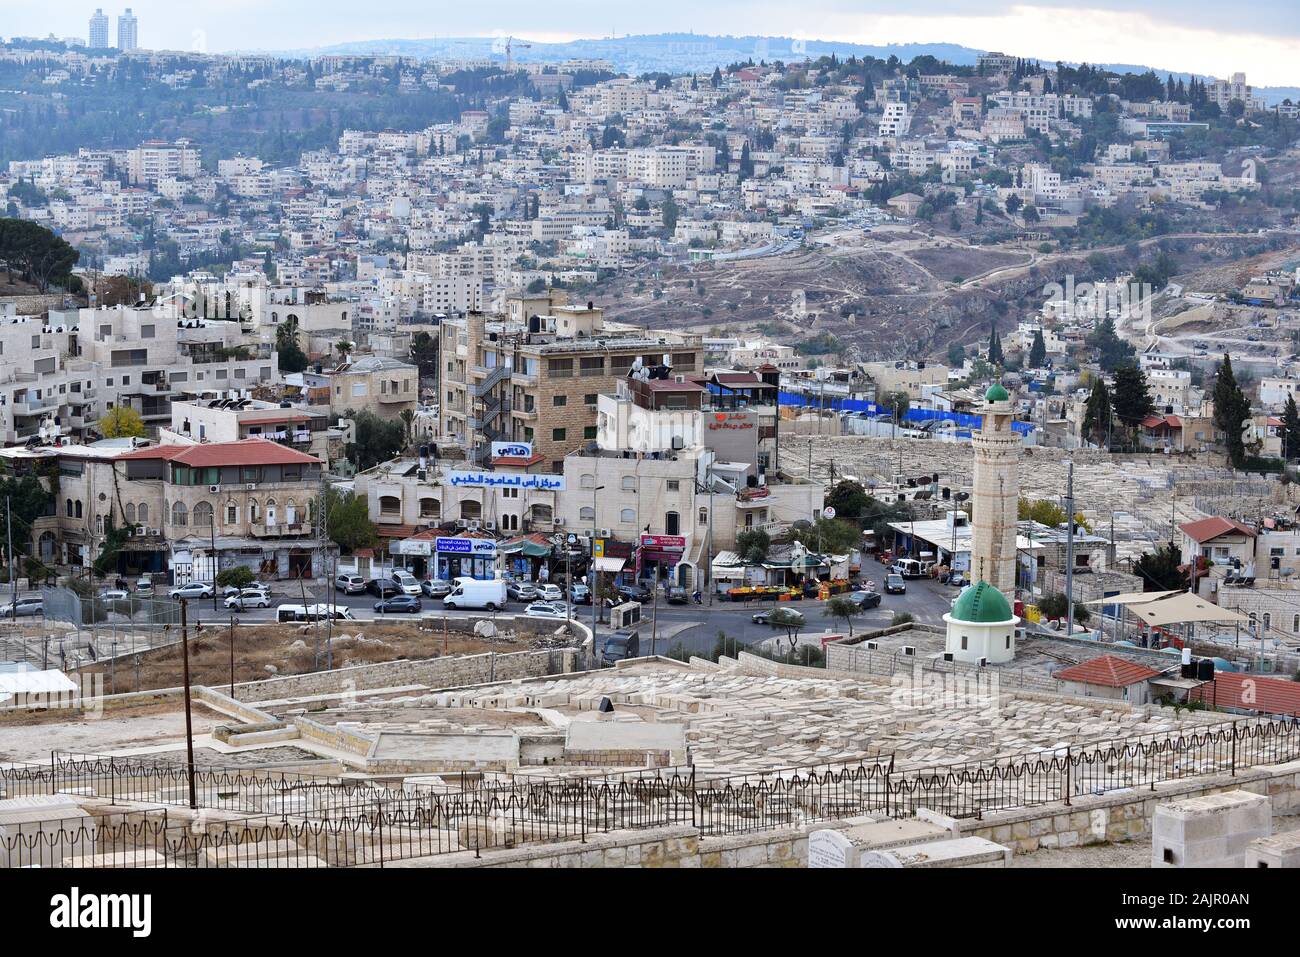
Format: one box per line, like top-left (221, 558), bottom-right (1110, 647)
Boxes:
top-left (13, 2), bottom-right (1300, 87)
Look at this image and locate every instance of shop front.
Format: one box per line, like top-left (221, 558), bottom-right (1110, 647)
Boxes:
top-left (434, 536), bottom-right (498, 580)
top-left (638, 534), bottom-right (686, 586)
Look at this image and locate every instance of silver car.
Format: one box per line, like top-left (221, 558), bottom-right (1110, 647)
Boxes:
top-left (0, 596), bottom-right (43, 617)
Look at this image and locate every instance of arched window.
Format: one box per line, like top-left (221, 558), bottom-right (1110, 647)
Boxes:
top-left (620, 508), bottom-right (635, 523)
top-left (96, 514), bottom-right (104, 533)
top-left (460, 500), bottom-right (482, 520)
top-left (579, 473), bottom-right (596, 489)
top-left (579, 506), bottom-right (595, 522)
top-left (621, 476), bottom-right (637, 491)
top-left (248, 500), bottom-right (260, 523)
top-left (65, 498), bottom-right (73, 518)
top-left (419, 497), bottom-right (439, 518)
top-left (265, 499), bottom-right (277, 526)
top-left (172, 502), bottom-right (188, 526)
top-left (1264, 613), bottom-right (1272, 632)
top-left (698, 507), bottom-right (708, 526)
top-left (379, 496), bottom-right (400, 516)
top-left (1292, 614), bottom-right (1298, 633)
top-left (192, 501), bottom-right (213, 527)
top-left (74, 501), bottom-right (82, 519)
top-left (285, 500), bottom-right (298, 524)
top-left (225, 501), bottom-right (238, 525)
top-left (124, 502), bottom-right (136, 524)
top-left (137, 503), bottom-right (149, 524)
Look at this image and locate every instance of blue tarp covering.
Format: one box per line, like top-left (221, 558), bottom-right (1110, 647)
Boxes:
top-left (778, 391), bottom-right (1033, 435)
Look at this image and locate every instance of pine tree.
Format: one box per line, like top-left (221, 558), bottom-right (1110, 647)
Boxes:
top-left (1112, 362), bottom-right (1155, 449)
top-left (1028, 329), bottom-right (1047, 368)
top-left (1211, 353), bottom-right (1251, 468)
top-left (1084, 376), bottom-right (1113, 448)
top-left (1284, 393), bottom-right (1300, 461)
top-left (710, 66), bottom-right (722, 89)
top-left (987, 324), bottom-right (1004, 366)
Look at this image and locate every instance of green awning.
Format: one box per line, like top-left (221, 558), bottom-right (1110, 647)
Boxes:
top-left (499, 539), bottom-right (552, 558)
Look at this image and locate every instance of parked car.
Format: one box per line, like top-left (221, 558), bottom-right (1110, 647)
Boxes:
top-left (276, 604), bottom-right (355, 623)
top-left (224, 589), bottom-right (271, 611)
top-left (391, 570), bottom-right (422, 596)
top-left (846, 590), bottom-right (882, 610)
top-left (600, 629), bottom-right (641, 663)
top-left (374, 594), bottom-right (422, 614)
top-left (884, 574), bottom-right (907, 595)
top-left (614, 583), bottom-right (652, 603)
top-left (568, 583), bottom-right (591, 605)
top-left (420, 578), bottom-right (452, 598)
top-left (506, 580), bottom-right (538, 602)
top-left (752, 608), bottom-right (806, 627)
top-left (223, 581), bottom-right (272, 599)
top-left (334, 574), bottom-right (367, 595)
top-left (535, 583), bottom-right (564, 602)
top-left (0, 596), bottom-right (43, 617)
top-left (945, 572), bottom-right (968, 588)
top-left (169, 581), bottom-right (213, 600)
top-left (98, 589), bottom-right (130, 602)
top-left (367, 578), bottom-right (401, 598)
top-left (664, 586), bottom-right (689, 605)
top-left (523, 600), bottom-right (570, 620)
top-left (135, 578), bottom-right (155, 594)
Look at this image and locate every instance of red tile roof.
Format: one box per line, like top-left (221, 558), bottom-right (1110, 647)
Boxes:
top-left (117, 438), bottom-right (320, 467)
top-left (1178, 516), bottom-right (1256, 543)
top-left (492, 453), bottom-right (546, 467)
top-left (1141, 414), bottom-right (1181, 429)
top-left (1190, 671), bottom-right (1300, 717)
top-left (1053, 655), bottom-right (1164, 688)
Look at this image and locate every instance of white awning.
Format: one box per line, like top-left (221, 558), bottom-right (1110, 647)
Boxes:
top-left (1125, 592), bottom-right (1250, 627)
top-left (1084, 589), bottom-right (1182, 605)
top-left (593, 557), bottom-right (627, 573)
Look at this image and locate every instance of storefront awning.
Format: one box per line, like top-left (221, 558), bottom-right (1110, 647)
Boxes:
top-left (594, 556), bottom-right (627, 573)
top-left (1084, 589), bottom-right (1181, 605)
top-left (499, 539), bottom-right (552, 558)
top-left (1125, 592), bottom-right (1250, 627)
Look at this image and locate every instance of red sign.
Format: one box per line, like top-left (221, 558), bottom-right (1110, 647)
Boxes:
top-left (640, 535), bottom-right (686, 549)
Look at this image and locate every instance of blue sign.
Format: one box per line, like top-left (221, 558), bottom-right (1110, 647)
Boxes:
top-left (491, 442), bottom-right (534, 458)
top-left (776, 392), bottom-right (1034, 436)
top-left (435, 537), bottom-right (498, 557)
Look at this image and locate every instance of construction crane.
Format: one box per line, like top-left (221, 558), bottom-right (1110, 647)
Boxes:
top-left (505, 36), bottom-right (531, 73)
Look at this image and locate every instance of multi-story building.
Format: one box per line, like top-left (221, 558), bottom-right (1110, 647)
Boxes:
top-left (116, 8), bottom-right (138, 51)
top-left (88, 9), bottom-right (109, 48)
top-left (126, 140), bottom-right (199, 186)
top-left (438, 299), bottom-right (703, 471)
top-left (160, 394), bottom-right (346, 470)
top-left (323, 356), bottom-right (419, 419)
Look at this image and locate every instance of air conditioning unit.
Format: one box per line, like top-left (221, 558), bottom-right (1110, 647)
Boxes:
top-left (977, 657), bottom-right (988, 668)
top-left (598, 528), bottom-right (612, 538)
top-left (554, 517), bottom-right (565, 526)
top-left (865, 640), bottom-right (878, 650)
top-left (246, 483), bottom-right (257, 491)
top-left (942, 652), bottom-right (954, 662)
top-left (208, 485), bottom-right (221, 493)
top-left (901, 645), bottom-right (916, 656)
top-left (483, 520), bottom-right (496, 530)
top-left (467, 520), bottom-right (481, 532)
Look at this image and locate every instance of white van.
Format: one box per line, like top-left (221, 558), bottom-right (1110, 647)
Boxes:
top-left (441, 577), bottom-right (507, 611)
top-left (275, 603), bottom-right (356, 623)
top-left (891, 558), bottom-right (926, 579)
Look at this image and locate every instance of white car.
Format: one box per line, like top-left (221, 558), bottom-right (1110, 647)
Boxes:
top-left (0, 596), bottom-right (43, 617)
top-left (523, 600), bottom-right (570, 620)
top-left (536, 583), bottom-right (564, 602)
top-left (98, 589), bottom-right (130, 602)
top-left (223, 581), bottom-right (271, 599)
top-left (391, 570), bottom-right (422, 596)
top-left (224, 589), bottom-right (271, 611)
top-left (169, 582), bottom-right (214, 600)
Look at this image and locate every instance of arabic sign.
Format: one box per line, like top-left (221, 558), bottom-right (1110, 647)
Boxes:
top-left (393, 540), bottom-right (433, 556)
top-left (446, 470), bottom-right (564, 491)
top-left (491, 441), bottom-right (533, 459)
top-left (435, 537), bottom-right (498, 557)
top-left (640, 535), bottom-right (686, 550)
top-left (707, 412), bottom-right (755, 431)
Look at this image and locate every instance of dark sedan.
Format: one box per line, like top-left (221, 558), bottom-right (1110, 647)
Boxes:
top-left (374, 595), bottom-right (421, 614)
top-left (847, 590), bottom-right (882, 609)
top-left (614, 583), bottom-right (652, 603)
top-left (367, 579), bottom-right (401, 598)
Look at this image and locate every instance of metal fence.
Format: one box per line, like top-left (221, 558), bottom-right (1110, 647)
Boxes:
top-left (5, 718), bottom-right (1300, 866)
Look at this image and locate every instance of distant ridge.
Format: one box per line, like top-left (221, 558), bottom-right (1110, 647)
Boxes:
top-left (239, 32), bottom-right (1298, 104)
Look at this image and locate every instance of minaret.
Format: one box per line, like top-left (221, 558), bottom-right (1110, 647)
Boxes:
top-left (970, 383), bottom-right (1020, 594)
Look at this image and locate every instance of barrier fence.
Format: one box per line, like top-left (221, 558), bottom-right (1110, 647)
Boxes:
top-left (4, 717), bottom-right (1299, 866)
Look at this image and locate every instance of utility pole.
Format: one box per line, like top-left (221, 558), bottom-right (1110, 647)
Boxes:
top-left (706, 460), bottom-right (715, 606)
top-left (179, 598), bottom-right (196, 810)
top-left (590, 480), bottom-right (604, 665)
top-left (6, 496), bottom-right (15, 621)
top-left (209, 515), bottom-right (219, 613)
top-left (228, 614), bottom-right (235, 697)
top-left (1064, 460), bottom-right (1076, 636)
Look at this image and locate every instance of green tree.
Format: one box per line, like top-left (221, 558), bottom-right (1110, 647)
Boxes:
top-left (1083, 376), bottom-right (1113, 447)
top-left (275, 319), bottom-right (308, 374)
top-left (98, 406), bottom-right (145, 439)
top-left (1283, 393), bottom-right (1300, 461)
top-left (987, 324), bottom-right (1004, 366)
top-left (826, 595), bottom-right (864, 637)
top-left (736, 528), bottom-right (772, 564)
top-left (1028, 329), bottom-right (1047, 368)
top-left (1005, 194), bottom-right (1023, 216)
top-left (325, 488), bottom-right (378, 554)
top-left (661, 196), bottom-right (679, 233)
top-left (1211, 353), bottom-right (1251, 468)
top-left (1111, 362), bottom-right (1155, 449)
top-left (946, 342), bottom-right (965, 366)
top-left (1133, 542), bottom-right (1188, 591)
top-left (216, 566), bottom-right (255, 591)
top-left (0, 218), bottom-right (79, 291)
top-left (346, 410), bottom-right (407, 471)
top-left (1018, 498), bottom-right (1067, 527)
top-left (410, 331), bottom-right (439, 380)
top-left (825, 480), bottom-right (870, 520)
top-left (787, 518), bottom-right (861, 555)
top-left (1086, 316), bottom-right (1137, 372)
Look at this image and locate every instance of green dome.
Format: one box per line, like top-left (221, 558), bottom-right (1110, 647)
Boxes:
top-left (984, 383), bottom-right (1010, 403)
top-left (950, 581), bottom-right (1014, 623)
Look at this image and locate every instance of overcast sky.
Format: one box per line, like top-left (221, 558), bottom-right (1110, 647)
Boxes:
top-left (16, 2), bottom-right (1300, 86)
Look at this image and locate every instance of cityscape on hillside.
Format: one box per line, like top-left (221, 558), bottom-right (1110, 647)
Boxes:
top-left (1, 1), bottom-right (1299, 898)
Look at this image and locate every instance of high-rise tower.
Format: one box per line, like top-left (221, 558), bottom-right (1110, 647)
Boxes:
top-left (116, 8), bottom-right (138, 51)
top-left (970, 383), bottom-right (1020, 594)
top-left (88, 8), bottom-right (109, 49)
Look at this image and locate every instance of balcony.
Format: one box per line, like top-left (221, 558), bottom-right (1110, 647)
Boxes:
top-left (511, 371), bottom-right (538, 387)
top-left (250, 522), bottom-right (312, 538)
top-left (12, 396), bottom-right (62, 416)
top-left (378, 390), bottom-right (411, 404)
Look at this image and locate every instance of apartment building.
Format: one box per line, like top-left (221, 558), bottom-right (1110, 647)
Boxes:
top-left (324, 355), bottom-right (419, 418)
top-left (438, 301), bottom-right (703, 471)
top-left (1207, 73), bottom-right (1264, 113)
top-left (160, 393), bottom-right (345, 470)
top-left (126, 139), bottom-right (199, 186)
